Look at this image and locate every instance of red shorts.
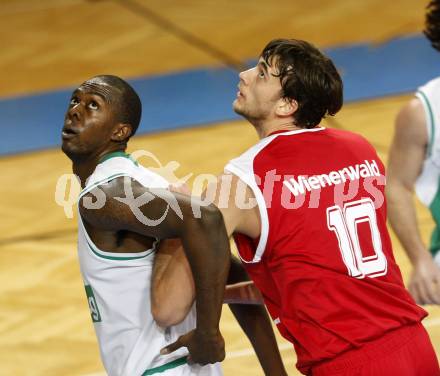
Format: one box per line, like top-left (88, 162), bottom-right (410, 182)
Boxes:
top-left (311, 323), bottom-right (439, 376)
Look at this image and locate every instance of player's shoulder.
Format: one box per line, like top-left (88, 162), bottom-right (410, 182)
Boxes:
top-left (325, 127), bottom-right (374, 149)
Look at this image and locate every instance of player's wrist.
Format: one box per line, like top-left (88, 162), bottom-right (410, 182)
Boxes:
top-left (411, 249), bottom-right (434, 265)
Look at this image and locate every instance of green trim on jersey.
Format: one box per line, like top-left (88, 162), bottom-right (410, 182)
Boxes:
top-left (141, 356), bottom-right (188, 375)
top-left (85, 237), bottom-right (154, 261)
top-left (99, 151), bottom-right (139, 166)
top-left (417, 90), bottom-right (435, 157)
top-left (429, 178), bottom-right (440, 256)
top-left (79, 173), bottom-right (130, 199)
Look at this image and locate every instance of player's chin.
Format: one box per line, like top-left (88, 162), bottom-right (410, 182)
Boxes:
top-left (232, 100), bottom-right (245, 116)
top-left (61, 139), bottom-right (84, 158)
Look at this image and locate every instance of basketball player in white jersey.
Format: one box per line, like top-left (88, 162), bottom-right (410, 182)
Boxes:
top-left (61, 74), bottom-right (230, 376)
top-left (61, 75), bottom-right (287, 376)
top-left (387, 0), bottom-right (440, 305)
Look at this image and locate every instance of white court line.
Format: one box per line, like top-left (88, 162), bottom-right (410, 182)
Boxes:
top-left (81, 319), bottom-right (440, 376)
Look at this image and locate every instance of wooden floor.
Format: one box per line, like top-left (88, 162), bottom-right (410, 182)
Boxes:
top-left (0, 1), bottom-right (438, 375)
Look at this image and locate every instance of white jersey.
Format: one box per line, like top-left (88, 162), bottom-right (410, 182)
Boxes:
top-left (415, 77), bottom-right (440, 207)
top-left (415, 77), bottom-right (440, 255)
top-left (77, 152), bottom-right (222, 376)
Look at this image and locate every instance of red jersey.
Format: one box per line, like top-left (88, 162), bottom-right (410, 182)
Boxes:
top-left (225, 127), bottom-right (427, 375)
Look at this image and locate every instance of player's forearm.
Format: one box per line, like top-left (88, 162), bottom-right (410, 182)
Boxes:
top-left (387, 182), bottom-right (430, 264)
top-left (229, 304), bottom-right (287, 376)
top-left (226, 256), bottom-right (286, 374)
top-left (180, 203), bottom-right (230, 333)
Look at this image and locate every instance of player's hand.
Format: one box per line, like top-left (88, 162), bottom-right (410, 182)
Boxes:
top-left (409, 253), bottom-right (440, 305)
top-left (160, 328), bottom-right (225, 365)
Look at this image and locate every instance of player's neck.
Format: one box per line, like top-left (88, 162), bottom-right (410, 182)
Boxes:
top-left (257, 120), bottom-right (301, 139)
top-left (72, 147), bottom-right (126, 188)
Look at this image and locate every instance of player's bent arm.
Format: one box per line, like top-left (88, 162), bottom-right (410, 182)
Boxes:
top-left (151, 239), bottom-right (195, 327)
top-left (386, 98), bottom-right (429, 264)
top-left (80, 177), bottom-right (230, 363)
top-left (150, 175), bottom-right (258, 327)
top-left (387, 98), bottom-right (440, 305)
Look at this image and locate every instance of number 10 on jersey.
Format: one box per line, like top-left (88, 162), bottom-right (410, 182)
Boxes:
top-left (327, 198), bottom-right (388, 279)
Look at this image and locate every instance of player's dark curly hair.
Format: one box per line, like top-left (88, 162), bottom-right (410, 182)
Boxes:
top-left (261, 39), bottom-right (343, 128)
top-left (95, 75), bottom-right (142, 137)
top-left (425, 0), bottom-right (440, 51)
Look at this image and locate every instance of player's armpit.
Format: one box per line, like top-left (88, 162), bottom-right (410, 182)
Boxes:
top-left (151, 239), bottom-right (196, 327)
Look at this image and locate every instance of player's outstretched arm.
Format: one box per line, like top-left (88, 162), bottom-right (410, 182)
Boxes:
top-left (79, 177), bottom-right (230, 365)
top-left (387, 98), bottom-right (440, 304)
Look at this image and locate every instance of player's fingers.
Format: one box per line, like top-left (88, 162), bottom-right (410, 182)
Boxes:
top-left (160, 337), bottom-right (184, 355)
top-left (409, 280), bottom-right (422, 303)
top-left (423, 280), bottom-right (437, 305)
top-left (416, 279), bottom-right (432, 305)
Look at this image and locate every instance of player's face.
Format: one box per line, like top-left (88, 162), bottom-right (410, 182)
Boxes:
top-left (233, 57), bottom-right (283, 123)
top-left (62, 81), bottom-right (119, 159)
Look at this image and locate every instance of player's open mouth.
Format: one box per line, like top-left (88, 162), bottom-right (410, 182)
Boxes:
top-left (62, 128), bottom-right (78, 140)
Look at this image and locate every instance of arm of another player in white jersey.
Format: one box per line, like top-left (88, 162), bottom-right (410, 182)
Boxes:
top-left (387, 97), bottom-right (440, 304)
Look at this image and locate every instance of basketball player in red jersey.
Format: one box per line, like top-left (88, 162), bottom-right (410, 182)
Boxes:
top-left (155, 39), bottom-right (440, 375)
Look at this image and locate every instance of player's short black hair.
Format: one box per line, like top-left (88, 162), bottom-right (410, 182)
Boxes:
top-left (425, 0), bottom-right (440, 52)
top-left (261, 39), bottom-right (343, 128)
top-left (95, 75), bottom-right (142, 137)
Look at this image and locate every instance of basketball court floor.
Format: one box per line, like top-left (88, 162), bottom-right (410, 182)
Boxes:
top-left (1, 1), bottom-right (439, 375)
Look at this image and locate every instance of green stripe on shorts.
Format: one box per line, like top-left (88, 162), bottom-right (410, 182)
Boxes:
top-left (141, 356), bottom-right (188, 375)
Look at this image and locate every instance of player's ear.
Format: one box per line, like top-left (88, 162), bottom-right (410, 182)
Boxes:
top-left (276, 97), bottom-right (298, 117)
top-left (112, 123), bottom-right (132, 142)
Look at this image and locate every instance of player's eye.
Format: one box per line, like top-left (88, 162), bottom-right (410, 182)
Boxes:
top-left (88, 101), bottom-right (99, 110)
top-left (70, 97), bottom-right (79, 106)
top-left (258, 70), bottom-right (265, 78)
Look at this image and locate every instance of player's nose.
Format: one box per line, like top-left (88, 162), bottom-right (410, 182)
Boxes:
top-left (239, 69), bottom-right (249, 85)
top-left (67, 104), bottom-right (81, 122)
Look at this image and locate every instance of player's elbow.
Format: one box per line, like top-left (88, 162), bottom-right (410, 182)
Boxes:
top-left (198, 203), bottom-right (225, 231)
top-left (151, 297), bottom-right (191, 327)
top-left (385, 178), bottom-right (410, 205)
